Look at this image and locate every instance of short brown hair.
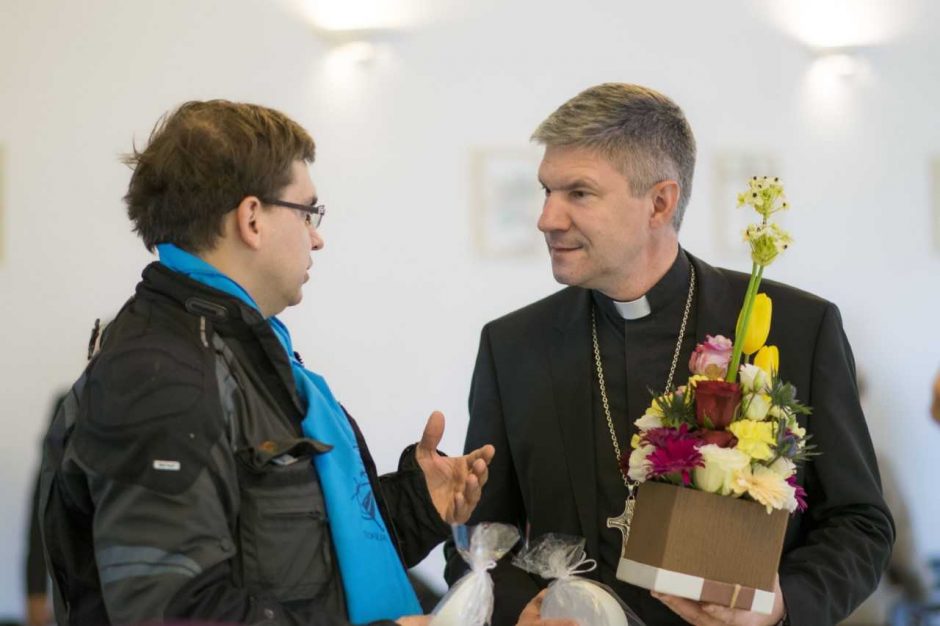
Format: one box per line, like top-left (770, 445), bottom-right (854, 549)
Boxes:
top-left (124, 100), bottom-right (316, 252)
top-left (532, 83), bottom-right (696, 229)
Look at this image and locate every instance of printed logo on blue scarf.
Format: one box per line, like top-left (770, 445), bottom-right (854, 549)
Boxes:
top-left (353, 471), bottom-right (387, 539)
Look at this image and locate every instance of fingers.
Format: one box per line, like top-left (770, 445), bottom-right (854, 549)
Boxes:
top-left (466, 445), bottom-right (494, 490)
top-left (467, 443), bottom-right (496, 466)
top-left (418, 411), bottom-right (445, 455)
top-left (470, 455), bottom-right (490, 487)
top-left (450, 446), bottom-right (493, 523)
top-left (459, 473), bottom-right (481, 519)
top-left (653, 592), bottom-right (723, 626)
top-left (450, 473), bottom-right (479, 524)
top-left (517, 590), bottom-right (580, 626)
top-left (701, 603), bottom-right (738, 623)
top-left (395, 615), bottom-right (431, 626)
top-left (517, 590), bottom-right (546, 621)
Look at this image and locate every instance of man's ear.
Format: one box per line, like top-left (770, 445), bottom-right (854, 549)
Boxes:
top-left (649, 180), bottom-right (680, 229)
top-left (234, 196), bottom-right (264, 250)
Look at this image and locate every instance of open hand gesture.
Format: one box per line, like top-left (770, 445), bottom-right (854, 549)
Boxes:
top-left (416, 411), bottom-right (495, 525)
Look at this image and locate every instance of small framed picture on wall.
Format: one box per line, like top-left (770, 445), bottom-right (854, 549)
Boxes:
top-left (470, 148), bottom-right (544, 259)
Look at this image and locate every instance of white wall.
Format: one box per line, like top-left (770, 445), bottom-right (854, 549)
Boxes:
top-left (1, 0), bottom-right (938, 619)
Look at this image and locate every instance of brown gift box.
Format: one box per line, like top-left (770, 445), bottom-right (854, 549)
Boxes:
top-left (616, 481), bottom-right (788, 614)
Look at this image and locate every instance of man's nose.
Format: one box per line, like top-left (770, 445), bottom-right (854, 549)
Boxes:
top-left (309, 226), bottom-right (324, 251)
top-left (537, 196), bottom-right (570, 233)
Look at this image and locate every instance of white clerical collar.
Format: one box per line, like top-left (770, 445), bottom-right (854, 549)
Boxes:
top-left (613, 295), bottom-right (651, 320)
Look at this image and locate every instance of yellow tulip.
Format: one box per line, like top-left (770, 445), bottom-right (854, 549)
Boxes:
top-left (754, 345), bottom-right (779, 377)
top-left (737, 293), bottom-right (772, 355)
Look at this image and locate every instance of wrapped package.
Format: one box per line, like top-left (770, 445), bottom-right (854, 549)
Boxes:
top-left (430, 523), bottom-right (521, 626)
top-left (513, 534), bottom-right (644, 626)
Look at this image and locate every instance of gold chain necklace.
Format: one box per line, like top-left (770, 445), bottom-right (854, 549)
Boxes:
top-left (595, 264), bottom-right (695, 543)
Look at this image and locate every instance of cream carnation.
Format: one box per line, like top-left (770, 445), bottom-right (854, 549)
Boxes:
top-left (732, 465), bottom-right (797, 513)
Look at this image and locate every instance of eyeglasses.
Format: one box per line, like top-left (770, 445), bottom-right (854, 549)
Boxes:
top-left (261, 198), bottom-right (326, 229)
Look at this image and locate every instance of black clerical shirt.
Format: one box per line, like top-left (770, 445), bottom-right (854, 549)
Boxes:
top-left (591, 249), bottom-right (700, 614)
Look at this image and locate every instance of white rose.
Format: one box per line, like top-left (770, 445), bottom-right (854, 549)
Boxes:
top-left (693, 444), bottom-right (751, 496)
top-left (744, 393), bottom-right (772, 421)
top-left (768, 456), bottom-right (796, 480)
top-left (739, 364), bottom-right (770, 394)
top-left (627, 445), bottom-right (654, 482)
top-left (634, 412), bottom-right (664, 431)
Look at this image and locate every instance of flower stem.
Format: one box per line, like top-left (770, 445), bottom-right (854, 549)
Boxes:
top-left (726, 263), bottom-right (765, 382)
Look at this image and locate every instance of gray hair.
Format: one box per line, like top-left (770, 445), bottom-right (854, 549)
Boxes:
top-left (532, 83), bottom-right (696, 230)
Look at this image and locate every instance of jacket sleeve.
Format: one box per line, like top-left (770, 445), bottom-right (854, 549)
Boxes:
top-left (779, 303), bottom-right (895, 625)
top-left (64, 336), bottom-right (383, 626)
top-left (27, 472), bottom-right (48, 596)
top-left (344, 408), bottom-right (451, 569)
top-left (377, 444), bottom-right (451, 568)
top-left (443, 326), bottom-right (542, 626)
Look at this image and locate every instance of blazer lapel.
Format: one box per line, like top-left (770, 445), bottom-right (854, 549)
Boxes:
top-left (690, 254), bottom-right (741, 343)
top-left (549, 289), bottom-right (600, 560)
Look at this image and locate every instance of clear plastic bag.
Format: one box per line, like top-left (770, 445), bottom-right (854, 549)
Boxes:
top-left (430, 523), bottom-right (521, 626)
top-left (512, 534), bottom-right (644, 626)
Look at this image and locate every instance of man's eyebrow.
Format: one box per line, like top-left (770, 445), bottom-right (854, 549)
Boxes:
top-left (539, 177), bottom-right (599, 191)
top-left (305, 194), bottom-right (319, 206)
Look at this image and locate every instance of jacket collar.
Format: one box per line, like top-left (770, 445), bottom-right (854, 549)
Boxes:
top-left (138, 262), bottom-right (305, 416)
top-left (139, 262), bottom-right (264, 326)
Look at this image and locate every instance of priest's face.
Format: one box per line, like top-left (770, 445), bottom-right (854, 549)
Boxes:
top-left (537, 145), bottom-right (660, 297)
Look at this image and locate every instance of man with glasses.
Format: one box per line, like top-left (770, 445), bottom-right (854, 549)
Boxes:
top-left (39, 100), bottom-right (493, 626)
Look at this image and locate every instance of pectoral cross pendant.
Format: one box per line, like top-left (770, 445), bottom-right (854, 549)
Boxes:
top-left (606, 496), bottom-right (636, 550)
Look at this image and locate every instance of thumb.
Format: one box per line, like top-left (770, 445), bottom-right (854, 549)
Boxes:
top-left (418, 411), bottom-right (445, 454)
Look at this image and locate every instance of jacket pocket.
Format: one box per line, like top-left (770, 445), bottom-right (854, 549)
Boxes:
top-left (235, 438), bottom-right (338, 603)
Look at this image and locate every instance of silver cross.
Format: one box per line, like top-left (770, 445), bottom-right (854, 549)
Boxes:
top-left (606, 497), bottom-right (636, 550)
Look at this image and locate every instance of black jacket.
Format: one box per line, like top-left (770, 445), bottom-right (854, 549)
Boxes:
top-left (445, 253), bottom-right (894, 626)
top-left (40, 263), bottom-right (449, 626)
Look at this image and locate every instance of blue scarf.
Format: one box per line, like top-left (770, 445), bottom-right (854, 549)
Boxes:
top-left (157, 244), bottom-right (421, 624)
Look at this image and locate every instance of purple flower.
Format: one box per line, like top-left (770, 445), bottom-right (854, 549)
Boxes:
top-left (787, 475), bottom-right (808, 511)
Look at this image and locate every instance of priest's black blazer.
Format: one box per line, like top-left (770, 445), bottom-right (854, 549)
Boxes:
top-left (445, 253), bottom-right (894, 626)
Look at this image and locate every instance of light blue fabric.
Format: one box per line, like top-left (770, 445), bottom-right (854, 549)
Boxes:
top-left (157, 243), bottom-right (421, 624)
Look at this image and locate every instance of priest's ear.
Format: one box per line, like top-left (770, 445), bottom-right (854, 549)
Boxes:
top-left (648, 179), bottom-right (680, 230)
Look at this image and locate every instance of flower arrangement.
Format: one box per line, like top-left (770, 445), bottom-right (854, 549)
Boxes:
top-left (626, 177), bottom-right (813, 514)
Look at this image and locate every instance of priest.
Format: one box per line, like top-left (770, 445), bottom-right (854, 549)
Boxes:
top-left (444, 83), bottom-right (894, 626)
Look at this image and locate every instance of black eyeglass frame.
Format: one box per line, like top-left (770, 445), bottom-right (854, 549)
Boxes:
top-left (261, 198), bottom-right (326, 228)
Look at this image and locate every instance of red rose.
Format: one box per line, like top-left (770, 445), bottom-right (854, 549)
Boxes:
top-left (694, 380), bottom-right (741, 430)
top-left (697, 429), bottom-right (738, 448)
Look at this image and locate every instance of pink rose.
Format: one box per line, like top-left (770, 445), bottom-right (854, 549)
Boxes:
top-left (688, 335), bottom-right (733, 379)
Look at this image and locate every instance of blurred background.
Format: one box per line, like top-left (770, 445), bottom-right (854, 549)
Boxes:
top-left (1, 0), bottom-right (938, 623)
